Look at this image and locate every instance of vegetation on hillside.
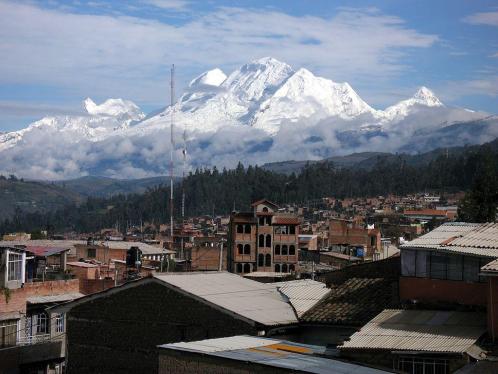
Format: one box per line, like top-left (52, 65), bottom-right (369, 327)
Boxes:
top-left (0, 140), bottom-right (496, 235)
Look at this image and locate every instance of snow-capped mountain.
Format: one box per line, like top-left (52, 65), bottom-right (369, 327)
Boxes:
top-left (0, 57), bottom-right (497, 179)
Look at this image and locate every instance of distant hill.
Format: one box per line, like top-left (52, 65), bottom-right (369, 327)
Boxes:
top-left (262, 139), bottom-right (498, 175)
top-left (262, 152), bottom-right (389, 174)
top-left (0, 177), bottom-right (83, 221)
top-left (50, 175), bottom-right (180, 197)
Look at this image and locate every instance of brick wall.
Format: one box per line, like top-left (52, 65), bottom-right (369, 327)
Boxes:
top-left (0, 279), bottom-right (80, 316)
top-left (66, 281), bottom-right (258, 374)
top-left (399, 277), bottom-right (487, 306)
top-left (78, 278), bottom-right (115, 295)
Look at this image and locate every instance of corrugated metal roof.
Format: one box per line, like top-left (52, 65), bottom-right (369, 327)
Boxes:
top-left (24, 246), bottom-right (70, 257)
top-left (340, 309), bottom-right (486, 353)
top-left (270, 280), bottom-right (331, 317)
top-left (159, 335), bottom-right (388, 374)
top-left (101, 241), bottom-right (175, 255)
top-left (27, 292), bottom-right (84, 304)
top-left (154, 272), bottom-right (298, 326)
top-left (481, 258), bottom-right (498, 273)
top-left (401, 222), bottom-right (498, 257)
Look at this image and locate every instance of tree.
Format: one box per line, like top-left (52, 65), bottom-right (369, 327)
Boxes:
top-left (458, 151), bottom-right (498, 222)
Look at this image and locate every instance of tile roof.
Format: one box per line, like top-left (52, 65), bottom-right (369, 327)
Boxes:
top-left (159, 335), bottom-right (388, 374)
top-left (270, 279), bottom-right (331, 317)
top-left (340, 309), bottom-right (486, 353)
top-left (401, 222), bottom-right (498, 257)
top-left (404, 209), bottom-right (448, 216)
top-left (154, 272), bottom-right (298, 326)
top-left (272, 215), bottom-right (300, 225)
top-left (301, 278), bottom-right (399, 326)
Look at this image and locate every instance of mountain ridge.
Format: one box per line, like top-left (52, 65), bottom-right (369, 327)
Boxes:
top-left (0, 57), bottom-right (497, 179)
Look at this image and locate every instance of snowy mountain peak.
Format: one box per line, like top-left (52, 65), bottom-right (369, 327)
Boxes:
top-left (413, 86), bottom-right (443, 107)
top-left (222, 57), bottom-right (294, 102)
top-left (83, 98), bottom-right (144, 120)
top-left (189, 68), bottom-right (227, 88)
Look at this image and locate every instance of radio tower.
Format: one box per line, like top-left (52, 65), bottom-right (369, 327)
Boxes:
top-left (161, 64), bottom-right (175, 272)
top-left (169, 64), bottom-right (175, 256)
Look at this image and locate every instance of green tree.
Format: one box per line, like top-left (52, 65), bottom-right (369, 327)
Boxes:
top-left (458, 151), bottom-right (498, 222)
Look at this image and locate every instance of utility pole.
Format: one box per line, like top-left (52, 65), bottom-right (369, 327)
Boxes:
top-left (219, 239), bottom-right (226, 271)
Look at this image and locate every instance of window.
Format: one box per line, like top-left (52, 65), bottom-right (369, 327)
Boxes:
top-left (35, 313), bottom-right (48, 334)
top-left (395, 357), bottom-right (448, 374)
top-left (282, 264), bottom-right (288, 273)
top-left (463, 256), bottom-right (479, 282)
top-left (243, 244), bottom-right (251, 255)
top-left (243, 263), bottom-right (251, 273)
top-left (275, 264), bottom-right (281, 272)
top-left (289, 245), bottom-right (295, 255)
top-left (259, 217), bottom-right (265, 225)
top-left (282, 245), bottom-right (288, 255)
top-left (266, 234), bottom-right (271, 248)
top-left (370, 236), bottom-right (376, 247)
top-left (56, 313), bottom-right (65, 333)
top-left (236, 263), bottom-right (242, 273)
top-left (87, 248), bottom-right (96, 258)
top-left (275, 226), bottom-right (288, 234)
top-left (0, 319), bottom-right (18, 348)
top-left (7, 252), bottom-right (23, 282)
top-left (289, 225), bottom-right (295, 235)
top-left (289, 264), bottom-right (295, 272)
top-left (237, 244), bottom-right (243, 255)
top-left (258, 254), bottom-right (264, 267)
top-left (275, 245), bottom-right (281, 255)
top-left (262, 207), bottom-right (269, 212)
top-left (236, 225), bottom-right (243, 233)
top-left (415, 250), bottom-right (429, 278)
top-left (448, 255), bottom-right (463, 281)
top-left (430, 252), bottom-right (447, 280)
top-left (259, 235), bottom-right (265, 247)
top-left (265, 254), bottom-right (271, 267)
top-left (401, 249), bottom-right (416, 277)
top-left (244, 224), bottom-right (251, 234)
top-left (266, 217), bottom-right (271, 225)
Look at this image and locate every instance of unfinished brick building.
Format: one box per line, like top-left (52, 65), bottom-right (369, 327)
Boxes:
top-left (228, 199), bottom-right (300, 275)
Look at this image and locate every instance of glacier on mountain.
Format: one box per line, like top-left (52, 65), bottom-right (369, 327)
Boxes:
top-left (0, 57), bottom-right (497, 179)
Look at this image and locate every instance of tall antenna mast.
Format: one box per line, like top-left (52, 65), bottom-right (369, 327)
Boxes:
top-left (170, 64), bottom-right (175, 256)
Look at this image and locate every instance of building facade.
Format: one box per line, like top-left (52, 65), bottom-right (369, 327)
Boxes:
top-left (228, 200), bottom-right (300, 274)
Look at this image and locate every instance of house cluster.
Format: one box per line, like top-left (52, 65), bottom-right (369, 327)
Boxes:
top-left (2, 194), bottom-right (487, 374)
top-left (2, 217), bottom-right (498, 373)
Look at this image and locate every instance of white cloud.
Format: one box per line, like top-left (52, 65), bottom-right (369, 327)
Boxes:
top-left (0, 2), bottom-right (437, 113)
top-left (464, 11), bottom-right (498, 26)
top-left (438, 76), bottom-right (498, 100)
top-left (141, 0), bottom-right (190, 10)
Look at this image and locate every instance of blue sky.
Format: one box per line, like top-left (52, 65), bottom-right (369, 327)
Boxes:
top-left (0, 0), bottom-right (497, 131)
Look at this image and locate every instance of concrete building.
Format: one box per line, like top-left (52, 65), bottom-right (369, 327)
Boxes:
top-left (0, 246), bottom-right (83, 374)
top-left (228, 199), bottom-right (300, 275)
top-left (328, 218), bottom-right (381, 260)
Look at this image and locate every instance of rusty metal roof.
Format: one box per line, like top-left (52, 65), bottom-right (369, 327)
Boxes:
top-left (340, 309), bottom-right (486, 353)
top-left (159, 335), bottom-right (388, 374)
